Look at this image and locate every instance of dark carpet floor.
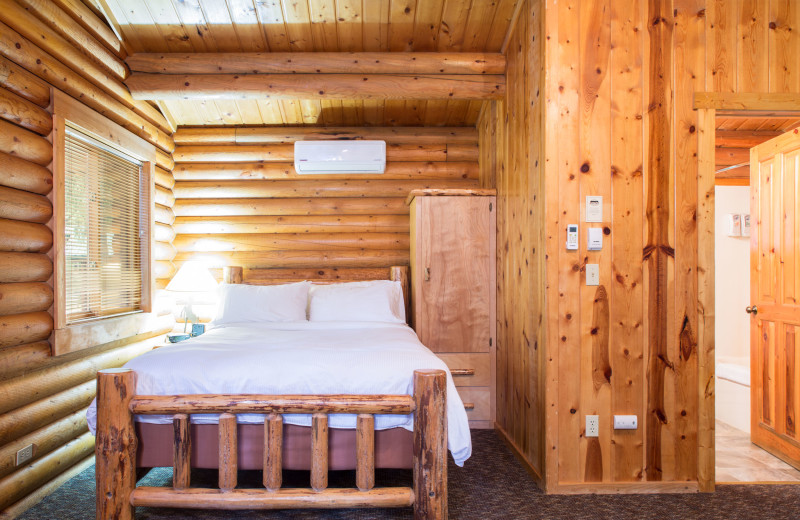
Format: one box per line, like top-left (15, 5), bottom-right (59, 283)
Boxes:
top-left (18, 430), bottom-right (800, 519)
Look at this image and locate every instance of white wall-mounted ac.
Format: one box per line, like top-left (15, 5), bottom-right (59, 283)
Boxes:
top-left (294, 140), bottom-right (386, 174)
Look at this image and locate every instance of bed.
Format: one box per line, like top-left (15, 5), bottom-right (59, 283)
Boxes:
top-left (90, 265), bottom-right (470, 519)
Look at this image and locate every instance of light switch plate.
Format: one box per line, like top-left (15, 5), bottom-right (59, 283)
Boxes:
top-left (586, 264), bottom-right (599, 286)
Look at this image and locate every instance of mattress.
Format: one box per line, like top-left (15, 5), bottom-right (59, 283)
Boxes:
top-left (87, 321), bottom-right (472, 466)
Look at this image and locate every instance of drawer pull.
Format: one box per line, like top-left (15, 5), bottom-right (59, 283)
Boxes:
top-left (463, 402), bottom-right (475, 410)
top-left (451, 368), bottom-right (475, 377)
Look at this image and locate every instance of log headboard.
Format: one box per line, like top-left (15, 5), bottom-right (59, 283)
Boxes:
top-left (220, 266), bottom-right (410, 324)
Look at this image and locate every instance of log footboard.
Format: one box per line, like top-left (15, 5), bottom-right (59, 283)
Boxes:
top-left (95, 368), bottom-right (447, 520)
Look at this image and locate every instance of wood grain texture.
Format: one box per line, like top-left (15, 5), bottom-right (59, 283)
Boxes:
top-left (0, 119), bottom-right (53, 166)
top-left (0, 86), bottom-right (52, 135)
top-left (126, 72), bottom-right (505, 101)
top-left (310, 413), bottom-right (329, 492)
top-left (0, 185), bottom-right (52, 223)
top-left (0, 55), bottom-right (50, 108)
top-left (413, 370), bottom-right (447, 519)
top-left (218, 413), bottom-right (238, 491)
top-left (127, 52), bottom-right (506, 74)
top-left (263, 414), bottom-right (282, 491)
top-left (0, 150), bottom-right (53, 195)
top-left (356, 414), bottom-right (375, 492)
top-left (173, 414), bottom-right (191, 489)
top-left (95, 369), bottom-right (137, 520)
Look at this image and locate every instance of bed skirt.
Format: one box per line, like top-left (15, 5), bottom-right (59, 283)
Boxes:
top-left (136, 422), bottom-right (414, 470)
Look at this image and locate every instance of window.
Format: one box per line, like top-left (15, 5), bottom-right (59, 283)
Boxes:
top-left (52, 92), bottom-right (155, 356)
top-left (64, 128), bottom-right (145, 323)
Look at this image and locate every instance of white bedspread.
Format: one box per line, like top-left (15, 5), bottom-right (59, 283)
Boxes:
top-left (86, 321), bottom-right (472, 466)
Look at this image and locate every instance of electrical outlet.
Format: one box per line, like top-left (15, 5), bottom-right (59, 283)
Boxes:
top-left (585, 415), bottom-right (599, 438)
top-left (16, 444), bottom-right (34, 466)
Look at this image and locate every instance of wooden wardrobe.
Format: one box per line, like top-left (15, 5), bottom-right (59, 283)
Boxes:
top-left (408, 189), bottom-right (497, 429)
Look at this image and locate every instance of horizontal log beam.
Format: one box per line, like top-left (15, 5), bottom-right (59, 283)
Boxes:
top-left (50, 0), bottom-right (126, 59)
top-left (173, 233), bottom-right (409, 253)
top-left (0, 252), bottom-right (52, 282)
top-left (154, 241), bottom-right (177, 261)
top-left (0, 119), bottom-right (53, 166)
top-left (131, 394), bottom-right (414, 415)
top-left (715, 129), bottom-right (783, 148)
top-left (0, 282), bottom-right (53, 315)
top-left (173, 179), bottom-right (479, 199)
top-left (154, 166), bottom-right (175, 189)
top-left (174, 197), bottom-right (408, 217)
top-left (156, 149), bottom-right (175, 171)
top-left (174, 215), bottom-right (408, 235)
top-left (0, 407), bottom-right (87, 479)
top-left (154, 203), bottom-right (175, 225)
top-left (173, 143), bottom-right (477, 163)
top-left (173, 161), bottom-right (478, 181)
top-left (0, 20), bottom-right (174, 152)
top-left (0, 335), bottom-right (162, 415)
top-left (694, 92), bottom-right (800, 113)
top-left (0, 311), bottom-right (52, 349)
top-left (126, 73), bottom-right (505, 101)
top-left (174, 126), bottom-right (478, 145)
top-left (0, 55), bottom-right (50, 108)
top-left (0, 340), bottom-right (50, 380)
top-left (174, 250), bottom-right (409, 269)
top-left (0, 5), bottom-right (167, 131)
top-left (0, 432), bottom-right (94, 511)
top-left (154, 260), bottom-right (175, 280)
top-left (0, 218), bottom-right (53, 252)
top-left (154, 222), bottom-right (176, 242)
top-left (715, 146), bottom-right (750, 166)
top-left (128, 52), bottom-right (505, 75)
top-left (0, 218), bottom-right (52, 253)
top-left (15, 0), bottom-right (128, 81)
top-left (0, 185), bottom-right (52, 222)
top-left (210, 267), bottom-right (394, 284)
top-left (131, 486), bottom-right (414, 510)
top-left (0, 151), bottom-right (53, 194)
top-left (155, 185), bottom-right (175, 207)
top-left (0, 86), bottom-right (52, 135)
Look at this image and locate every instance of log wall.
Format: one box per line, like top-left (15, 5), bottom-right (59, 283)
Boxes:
top-left (170, 127), bottom-right (479, 288)
top-left (478, 0), bottom-right (546, 487)
top-left (0, 2), bottom-right (174, 516)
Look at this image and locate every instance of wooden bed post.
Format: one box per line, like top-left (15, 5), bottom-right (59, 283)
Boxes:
top-left (223, 266), bottom-right (243, 284)
top-left (96, 368), bottom-right (137, 520)
top-left (389, 266), bottom-right (410, 325)
top-left (412, 369), bottom-right (447, 520)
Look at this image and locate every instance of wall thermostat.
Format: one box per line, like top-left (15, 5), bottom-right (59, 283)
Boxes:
top-left (586, 196), bottom-right (603, 223)
top-left (566, 224), bottom-right (579, 250)
top-left (587, 227), bottom-right (603, 250)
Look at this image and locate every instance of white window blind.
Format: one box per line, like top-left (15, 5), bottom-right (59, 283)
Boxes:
top-left (64, 127), bottom-right (145, 324)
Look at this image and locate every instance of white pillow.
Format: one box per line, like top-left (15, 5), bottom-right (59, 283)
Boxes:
top-left (213, 282), bottom-right (310, 324)
top-left (308, 280), bottom-right (406, 323)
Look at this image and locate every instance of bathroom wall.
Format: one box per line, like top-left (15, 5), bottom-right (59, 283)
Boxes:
top-left (715, 186), bottom-right (751, 364)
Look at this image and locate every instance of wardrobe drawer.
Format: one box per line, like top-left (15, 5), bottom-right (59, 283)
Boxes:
top-left (437, 353), bottom-right (491, 387)
top-left (456, 387), bottom-right (492, 422)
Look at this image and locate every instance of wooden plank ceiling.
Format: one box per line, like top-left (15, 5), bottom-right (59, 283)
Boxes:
top-left (97, 0), bottom-right (520, 127)
top-left (715, 116), bottom-right (800, 182)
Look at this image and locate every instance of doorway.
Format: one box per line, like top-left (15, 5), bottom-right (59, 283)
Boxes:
top-left (710, 111), bottom-right (800, 483)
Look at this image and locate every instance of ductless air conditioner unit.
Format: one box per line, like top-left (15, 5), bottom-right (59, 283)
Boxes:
top-left (294, 140), bottom-right (386, 174)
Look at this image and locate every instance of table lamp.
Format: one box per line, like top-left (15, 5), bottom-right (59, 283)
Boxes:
top-left (166, 261), bottom-right (218, 338)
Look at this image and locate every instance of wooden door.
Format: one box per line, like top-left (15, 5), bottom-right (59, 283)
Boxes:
top-left (750, 128), bottom-right (800, 468)
top-left (411, 196), bottom-right (495, 353)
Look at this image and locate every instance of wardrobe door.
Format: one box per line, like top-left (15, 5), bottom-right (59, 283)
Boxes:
top-left (412, 196), bottom-right (495, 353)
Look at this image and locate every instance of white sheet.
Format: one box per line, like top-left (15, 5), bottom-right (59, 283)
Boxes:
top-left (87, 321), bottom-right (472, 466)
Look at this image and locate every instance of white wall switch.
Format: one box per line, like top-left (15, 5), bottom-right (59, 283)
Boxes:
top-left (587, 227), bottom-right (603, 250)
top-left (586, 264), bottom-right (599, 286)
top-left (725, 213), bottom-right (742, 236)
top-left (586, 196), bottom-right (603, 222)
top-left (613, 415), bottom-right (638, 430)
top-left (742, 214), bottom-right (751, 237)
top-left (586, 415), bottom-right (599, 437)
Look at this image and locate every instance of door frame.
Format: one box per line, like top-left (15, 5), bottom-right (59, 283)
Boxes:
top-left (695, 92), bottom-right (800, 492)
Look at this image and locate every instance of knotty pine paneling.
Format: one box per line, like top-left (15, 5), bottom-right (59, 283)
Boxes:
top-left (0, 2), bottom-right (174, 516)
top-left (478, 0), bottom-right (546, 486)
top-left (172, 127), bottom-right (479, 273)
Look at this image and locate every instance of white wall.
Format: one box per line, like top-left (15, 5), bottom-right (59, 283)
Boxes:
top-left (714, 185), bottom-right (751, 364)
top-left (715, 185), bottom-right (751, 432)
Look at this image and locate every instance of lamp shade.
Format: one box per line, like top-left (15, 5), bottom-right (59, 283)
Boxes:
top-left (166, 261), bottom-right (218, 293)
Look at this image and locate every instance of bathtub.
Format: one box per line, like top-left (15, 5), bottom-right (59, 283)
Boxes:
top-left (715, 357), bottom-right (750, 434)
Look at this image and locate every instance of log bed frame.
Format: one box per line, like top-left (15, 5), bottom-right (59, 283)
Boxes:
top-left (94, 265), bottom-right (448, 519)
